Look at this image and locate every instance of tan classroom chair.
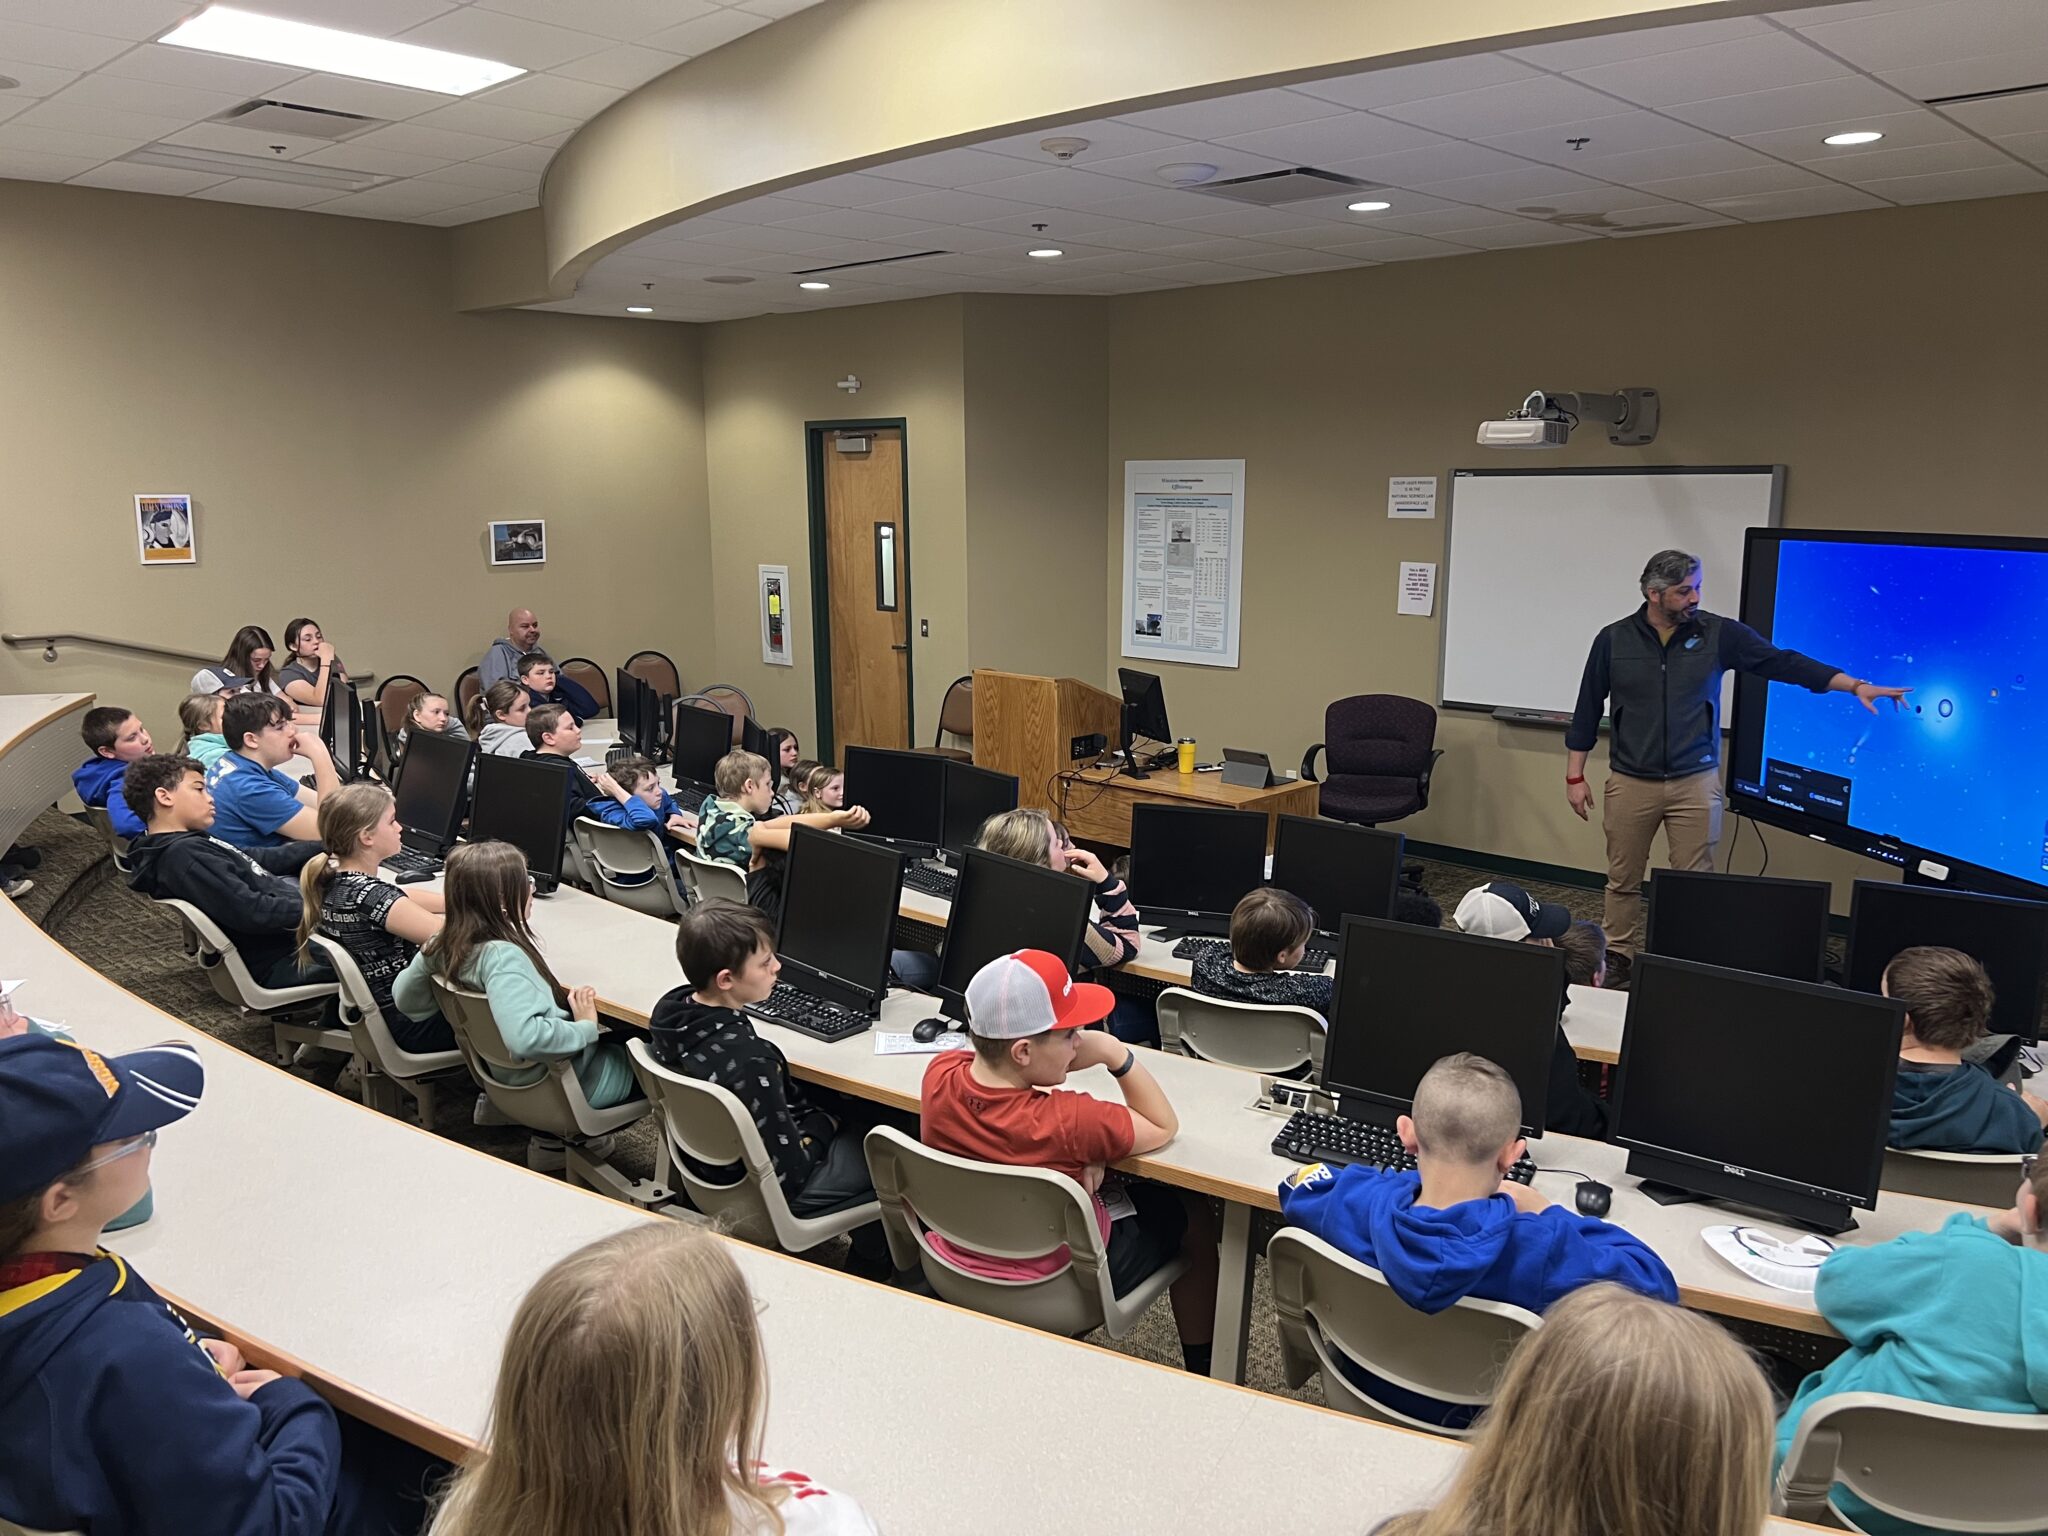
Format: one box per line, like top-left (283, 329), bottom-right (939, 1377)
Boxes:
top-left (83, 804), bottom-right (134, 877)
top-left (624, 648), bottom-right (682, 701)
top-left (693, 684), bottom-right (755, 745)
top-left (572, 817), bottom-right (689, 919)
top-left (1268, 1227), bottom-right (1538, 1433)
top-left (1155, 986), bottom-right (1325, 1078)
top-left (151, 897), bottom-right (347, 1067)
top-left (559, 657), bottom-right (610, 716)
top-left (428, 973), bottom-right (664, 1209)
top-left (452, 665), bottom-right (482, 729)
top-left (628, 1040), bottom-right (881, 1255)
top-left (372, 674), bottom-right (429, 742)
top-left (1774, 1391), bottom-right (2048, 1531)
top-left (677, 847), bottom-right (748, 907)
top-left (304, 935), bottom-right (467, 1128)
top-left (863, 1126), bottom-right (1187, 1341)
top-left (1881, 1146), bottom-right (2033, 1209)
top-left (927, 674), bottom-right (973, 762)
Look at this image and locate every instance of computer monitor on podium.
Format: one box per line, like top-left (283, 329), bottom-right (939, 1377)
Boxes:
top-left (1613, 954), bottom-right (1903, 1234)
top-left (1644, 870), bottom-right (1831, 983)
top-left (470, 754), bottom-right (572, 893)
top-left (1322, 916), bottom-right (1559, 1136)
top-left (1128, 804), bottom-right (1266, 936)
top-left (935, 848), bottom-right (1093, 1022)
top-left (1117, 667), bottom-right (1171, 777)
top-left (1270, 816), bottom-right (1403, 936)
top-left (390, 731), bottom-right (472, 858)
top-left (1845, 880), bottom-right (2048, 1044)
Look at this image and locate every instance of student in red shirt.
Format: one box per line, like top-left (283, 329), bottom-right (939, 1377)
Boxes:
top-left (919, 948), bottom-right (1219, 1373)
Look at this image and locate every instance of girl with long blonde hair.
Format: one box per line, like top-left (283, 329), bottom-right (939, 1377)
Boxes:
top-left (429, 1223), bottom-right (877, 1536)
top-left (1378, 1284), bottom-right (1773, 1536)
top-left (975, 807), bottom-right (1139, 972)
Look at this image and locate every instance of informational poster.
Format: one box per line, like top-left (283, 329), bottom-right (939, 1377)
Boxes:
top-left (1387, 475), bottom-right (1437, 519)
top-left (1397, 561), bottom-right (1437, 617)
top-left (759, 563), bottom-right (792, 666)
top-left (1121, 459), bottom-right (1245, 669)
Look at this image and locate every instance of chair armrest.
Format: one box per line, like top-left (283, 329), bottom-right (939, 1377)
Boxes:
top-left (1300, 743), bottom-right (1325, 783)
top-left (1417, 748), bottom-right (1443, 810)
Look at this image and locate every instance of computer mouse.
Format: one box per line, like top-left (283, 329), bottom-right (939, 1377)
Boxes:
top-left (1574, 1180), bottom-right (1613, 1218)
top-left (394, 869), bottom-right (435, 885)
top-left (911, 1017), bottom-right (949, 1044)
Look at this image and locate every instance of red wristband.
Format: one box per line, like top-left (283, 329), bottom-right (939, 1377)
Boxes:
top-left (1565, 775), bottom-right (1586, 785)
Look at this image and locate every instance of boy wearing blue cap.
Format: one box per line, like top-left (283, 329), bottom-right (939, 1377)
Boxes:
top-left (0, 1032), bottom-right (435, 1534)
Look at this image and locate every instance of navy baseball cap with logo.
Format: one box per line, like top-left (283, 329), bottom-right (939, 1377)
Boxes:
top-left (1454, 880), bottom-right (1572, 943)
top-left (0, 1032), bottom-right (203, 1203)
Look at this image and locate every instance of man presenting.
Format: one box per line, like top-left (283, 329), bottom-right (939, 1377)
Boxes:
top-left (479, 607), bottom-right (598, 718)
top-left (1565, 549), bottom-right (1907, 979)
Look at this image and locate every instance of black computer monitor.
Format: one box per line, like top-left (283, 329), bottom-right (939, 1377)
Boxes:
top-left (1845, 880), bottom-right (2048, 1044)
top-left (741, 715), bottom-right (770, 759)
top-left (614, 668), bottom-right (643, 755)
top-left (776, 826), bottom-right (903, 1012)
top-left (939, 761), bottom-right (1019, 864)
top-left (935, 847), bottom-right (1094, 1020)
top-left (1323, 916), bottom-right (1560, 1137)
top-left (469, 754), bottom-right (572, 891)
top-left (1117, 667), bottom-right (1171, 776)
top-left (390, 730), bottom-right (473, 857)
top-left (842, 745), bottom-right (946, 854)
top-left (669, 704), bottom-right (730, 792)
top-left (1270, 815), bottom-right (1403, 936)
top-left (1644, 870), bottom-right (1832, 983)
top-left (1614, 954), bottom-right (1904, 1234)
top-left (1127, 803), bottom-right (1267, 936)
top-left (319, 675), bottom-right (359, 779)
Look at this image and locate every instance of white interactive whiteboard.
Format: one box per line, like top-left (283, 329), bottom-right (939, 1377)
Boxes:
top-left (1440, 467), bottom-right (1783, 717)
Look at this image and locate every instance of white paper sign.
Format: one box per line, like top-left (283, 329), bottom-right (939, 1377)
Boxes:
top-left (1387, 475), bottom-right (1437, 519)
top-left (1397, 561), bottom-right (1437, 617)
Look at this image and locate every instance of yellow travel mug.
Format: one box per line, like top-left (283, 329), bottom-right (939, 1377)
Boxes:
top-left (1176, 738), bottom-right (1196, 774)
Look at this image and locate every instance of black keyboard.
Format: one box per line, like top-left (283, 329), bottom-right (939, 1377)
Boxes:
top-left (1270, 1109), bottom-right (1537, 1185)
top-left (1172, 935), bottom-right (1335, 972)
top-left (901, 863), bottom-right (957, 900)
top-left (674, 777), bottom-right (716, 810)
top-left (748, 983), bottom-right (872, 1043)
top-left (383, 848), bottom-right (442, 879)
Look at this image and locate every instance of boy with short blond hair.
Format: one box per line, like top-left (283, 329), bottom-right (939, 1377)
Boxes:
top-left (1189, 886), bottom-right (1333, 1016)
top-left (1886, 945), bottom-right (2045, 1153)
top-left (72, 706), bottom-right (154, 840)
top-left (695, 749), bottom-right (870, 873)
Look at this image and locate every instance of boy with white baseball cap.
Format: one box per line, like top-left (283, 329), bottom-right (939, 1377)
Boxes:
top-left (920, 948), bottom-right (1220, 1373)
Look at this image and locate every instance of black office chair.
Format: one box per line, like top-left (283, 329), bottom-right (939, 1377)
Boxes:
top-left (1301, 694), bottom-right (1442, 827)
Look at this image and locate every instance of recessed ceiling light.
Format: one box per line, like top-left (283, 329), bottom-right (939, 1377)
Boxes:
top-left (1027, 247), bottom-right (1063, 258)
top-left (1822, 130), bottom-right (1884, 146)
top-left (626, 305), bottom-right (653, 314)
top-left (798, 280), bottom-right (831, 290)
top-left (160, 6), bottom-right (524, 96)
top-left (1348, 200), bottom-right (1391, 212)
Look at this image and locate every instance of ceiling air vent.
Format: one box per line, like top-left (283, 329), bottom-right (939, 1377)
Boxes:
top-left (1190, 167), bottom-right (1377, 206)
top-left (119, 145), bottom-right (390, 191)
top-left (211, 99), bottom-right (383, 140)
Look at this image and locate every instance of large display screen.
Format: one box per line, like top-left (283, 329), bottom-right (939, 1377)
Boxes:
top-left (1730, 530), bottom-right (2048, 896)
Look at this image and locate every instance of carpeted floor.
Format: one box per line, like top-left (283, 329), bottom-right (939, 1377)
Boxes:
top-left (28, 806), bottom-right (1624, 1401)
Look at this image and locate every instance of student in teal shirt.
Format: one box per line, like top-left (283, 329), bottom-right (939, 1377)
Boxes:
top-left (1777, 1160), bottom-right (2048, 1535)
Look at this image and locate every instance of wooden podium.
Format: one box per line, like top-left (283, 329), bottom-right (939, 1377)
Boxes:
top-left (971, 670), bottom-right (1122, 814)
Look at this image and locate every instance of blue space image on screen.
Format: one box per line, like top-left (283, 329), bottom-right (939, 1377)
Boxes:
top-left (1749, 540), bottom-right (2048, 884)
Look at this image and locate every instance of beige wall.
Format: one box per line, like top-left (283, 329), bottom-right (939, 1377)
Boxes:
top-left (0, 181), bottom-right (712, 756)
top-left (700, 296), bottom-right (968, 754)
top-left (963, 296), bottom-right (1110, 682)
top-left (1099, 192), bottom-right (2048, 907)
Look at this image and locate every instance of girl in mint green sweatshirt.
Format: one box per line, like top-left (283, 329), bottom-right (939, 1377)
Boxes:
top-left (393, 840), bottom-right (636, 1109)
top-left (1776, 1159), bottom-right (2048, 1535)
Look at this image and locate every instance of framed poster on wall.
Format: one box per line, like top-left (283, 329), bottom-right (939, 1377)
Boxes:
top-left (1119, 459), bottom-right (1245, 669)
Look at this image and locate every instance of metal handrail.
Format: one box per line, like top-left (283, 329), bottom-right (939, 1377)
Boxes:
top-left (3, 631), bottom-right (375, 683)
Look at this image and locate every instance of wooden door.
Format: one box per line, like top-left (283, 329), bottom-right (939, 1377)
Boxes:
top-left (822, 427), bottom-right (910, 750)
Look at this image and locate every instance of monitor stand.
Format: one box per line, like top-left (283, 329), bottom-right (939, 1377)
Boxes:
top-left (1627, 1153), bottom-right (1859, 1236)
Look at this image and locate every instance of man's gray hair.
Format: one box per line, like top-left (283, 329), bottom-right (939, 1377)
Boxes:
top-left (1640, 549), bottom-right (1702, 596)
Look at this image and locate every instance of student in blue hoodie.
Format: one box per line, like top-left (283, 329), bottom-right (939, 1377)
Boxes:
top-left (71, 704), bottom-right (154, 840)
top-left (0, 1033), bottom-right (441, 1536)
top-left (1776, 1158), bottom-right (2048, 1536)
top-left (1278, 1051), bottom-right (1676, 1425)
top-left (1884, 945), bottom-right (2046, 1154)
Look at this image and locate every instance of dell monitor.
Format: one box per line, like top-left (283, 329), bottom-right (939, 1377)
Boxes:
top-left (1614, 954), bottom-right (1904, 1234)
top-left (842, 745), bottom-right (946, 854)
top-left (1322, 916), bottom-right (1560, 1137)
top-left (1118, 667), bottom-right (1172, 777)
top-left (319, 676), bottom-right (360, 780)
top-left (934, 847), bottom-right (1094, 1021)
top-left (1269, 815), bottom-right (1404, 936)
top-left (1643, 869), bottom-right (1832, 983)
top-left (669, 704), bottom-right (731, 797)
top-left (1128, 803), bottom-right (1267, 936)
top-left (776, 825), bottom-right (903, 1012)
top-left (1846, 880), bottom-right (2048, 1044)
top-left (390, 730), bottom-right (473, 858)
top-left (939, 760), bottom-right (1019, 863)
top-left (469, 754), bottom-right (572, 893)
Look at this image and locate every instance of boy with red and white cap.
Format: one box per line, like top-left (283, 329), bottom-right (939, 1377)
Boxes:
top-left (0, 1033), bottom-right (437, 1535)
top-left (920, 949), bottom-right (1220, 1373)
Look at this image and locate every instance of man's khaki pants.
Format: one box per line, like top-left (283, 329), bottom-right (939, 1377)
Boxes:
top-left (1602, 768), bottom-right (1724, 958)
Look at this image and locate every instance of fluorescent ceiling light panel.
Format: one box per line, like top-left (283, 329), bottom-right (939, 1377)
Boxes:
top-left (161, 7), bottom-right (525, 96)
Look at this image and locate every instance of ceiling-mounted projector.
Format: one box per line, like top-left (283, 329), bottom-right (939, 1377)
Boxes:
top-left (1477, 388), bottom-right (1659, 448)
